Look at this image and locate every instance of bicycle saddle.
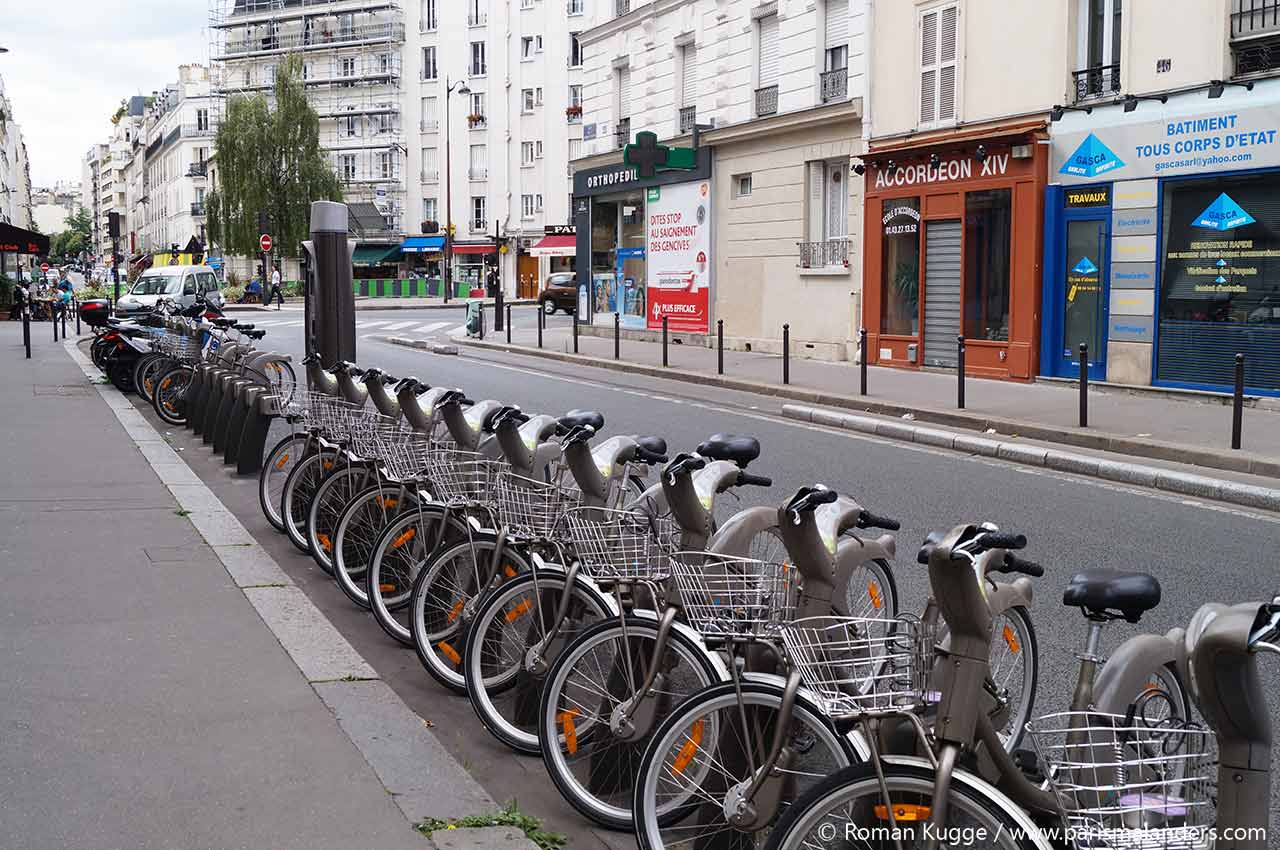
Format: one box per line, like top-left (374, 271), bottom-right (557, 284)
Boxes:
top-left (482, 405), bottom-right (517, 433)
top-left (556, 410), bottom-right (604, 434)
top-left (1062, 569), bottom-right (1161, 623)
top-left (244, 329), bottom-right (267, 340)
top-left (696, 434), bottom-right (760, 468)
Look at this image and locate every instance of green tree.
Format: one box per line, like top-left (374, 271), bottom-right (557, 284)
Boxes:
top-left (49, 206), bottom-right (93, 258)
top-left (207, 53), bottom-right (342, 259)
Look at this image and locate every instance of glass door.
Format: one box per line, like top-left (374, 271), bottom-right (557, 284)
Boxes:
top-left (1060, 213), bottom-right (1109, 379)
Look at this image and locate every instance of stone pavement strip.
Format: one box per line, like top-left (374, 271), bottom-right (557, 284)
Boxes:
top-left (1, 321), bottom-right (504, 850)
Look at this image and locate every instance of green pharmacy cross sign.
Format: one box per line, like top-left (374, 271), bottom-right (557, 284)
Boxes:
top-left (623, 131), bottom-right (697, 179)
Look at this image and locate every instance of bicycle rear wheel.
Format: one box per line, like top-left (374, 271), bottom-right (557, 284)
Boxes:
top-left (364, 505), bottom-right (470, 645)
top-left (153, 365), bottom-right (194, 426)
top-left (332, 484), bottom-right (416, 608)
top-left (260, 433), bottom-right (310, 532)
top-left (307, 464), bottom-right (376, 576)
top-left (281, 450), bottom-right (341, 553)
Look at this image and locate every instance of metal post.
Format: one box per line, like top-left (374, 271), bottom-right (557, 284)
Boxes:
top-left (478, 302), bottom-right (485, 340)
top-left (23, 306), bottom-right (31, 359)
top-left (956, 335), bottom-right (966, 410)
top-left (75, 298), bottom-right (81, 336)
top-left (1231, 353), bottom-right (1245, 450)
top-left (662, 315), bottom-right (669, 367)
top-left (494, 285), bottom-right (504, 332)
top-left (61, 303), bottom-right (67, 339)
top-left (53, 302), bottom-right (59, 341)
top-left (537, 304), bottom-right (544, 348)
top-left (111, 238), bottom-right (121, 311)
top-left (572, 307), bottom-right (579, 353)
top-left (613, 312), bottom-right (620, 360)
top-left (505, 303), bottom-right (512, 343)
top-left (859, 327), bottom-right (868, 396)
top-left (1079, 343), bottom-right (1089, 428)
top-left (717, 319), bottom-right (724, 375)
top-left (782, 324), bottom-right (790, 385)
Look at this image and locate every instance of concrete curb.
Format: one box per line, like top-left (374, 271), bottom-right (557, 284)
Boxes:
top-left (784, 403), bottom-right (1280, 513)
top-left (383, 334), bottom-right (458, 355)
top-left (63, 338), bottom-right (496, 828)
top-left (440, 336), bottom-right (1280, 481)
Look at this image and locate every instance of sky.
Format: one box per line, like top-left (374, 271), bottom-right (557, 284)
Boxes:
top-left (3, 1), bottom-right (208, 189)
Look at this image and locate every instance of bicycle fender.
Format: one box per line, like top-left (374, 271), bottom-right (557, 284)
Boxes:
top-left (881, 755), bottom-right (1055, 850)
top-left (626, 608), bottom-right (729, 681)
top-left (707, 505), bottom-right (778, 557)
top-left (985, 576), bottom-right (1034, 615)
top-left (1092, 632), bottom-right (1180, 716)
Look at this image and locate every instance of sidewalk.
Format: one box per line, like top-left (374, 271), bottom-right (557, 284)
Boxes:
top-left (0, 323), bottom-right (495, 849)
top-left (459, 320), bottom-right (1280, 477)
top-left (225, 296), bottom-right (534, 312)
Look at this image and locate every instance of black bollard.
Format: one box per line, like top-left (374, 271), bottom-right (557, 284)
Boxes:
top-left (662, 315), bottom-right (669, 367)
top-left (494, 288), bottom-right (504, 332)
top-left (537, 305), bottom-right (544, 348)
top-left (62, 306), bottom-right (67, 339)
top-left (478, 303), bottom-right (485, 340)
top-left (859, 327), bottom-right (868, 396)
top-left (782, 324), bottom-right (790, 385)
top-left (75, 299), bottom-right (81, 336)
top-left (53, 305), bottom-right (59, 341)
top-left (1079, 343), bottom-right (1089, 428)
top-left (613, 312), bottom-right (620, 360)
top-left (506, 304), bottom-right (512, 343)
top-left (572, 307), bottom-right (579, 353)
top-left (1232, 353), bottom-right (1245, 450)
top-left (717, 319), bottom-right (724, 375)
top-left (956, 335), bottom-right (966, 410)
top-left (23, 307), bottom-right (31, 359)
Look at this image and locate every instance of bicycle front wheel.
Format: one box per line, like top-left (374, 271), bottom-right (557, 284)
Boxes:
top-left (332, 484), bottom-right (416, 608)
top-left (365, 505), bottom-right (470, 646)
top-left (635, 680), bottom-right (855, 850)
top-left (260, 433), bottom-right (311, 532)
top-left (463, 569), bottom-right (613, 753)
top-left (307, 465), bottom-right (376, 576)
top-left (762, 762), bottom-right (1041, 850)
top-left (153, 365), bottom-right (194, 426)
top-left (538, 616), bottom-right (724, 830)
top-left (280, 449), bottom-right (340, 553)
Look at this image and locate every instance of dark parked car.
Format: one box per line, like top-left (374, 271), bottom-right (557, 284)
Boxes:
top-left (538, 272), bottom-right (578, 315)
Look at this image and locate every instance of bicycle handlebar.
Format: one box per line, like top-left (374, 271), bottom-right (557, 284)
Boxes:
top-left (739, 471), bottom-right (772, 488)
top-left (976, 531), bottom-right (1027, 551)
top-left (786, 486), bottom-right (839, 516)
top-left (857, 510), bottom-right (901, 532)
top-left (997, 553), bottom-right (1044, 578)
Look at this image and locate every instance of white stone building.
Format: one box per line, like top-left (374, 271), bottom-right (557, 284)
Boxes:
top-left (1, 70), bottom-right (37, 277)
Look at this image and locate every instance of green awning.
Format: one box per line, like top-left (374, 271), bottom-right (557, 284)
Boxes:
top-left (352, 244), bottom-right (402, 266)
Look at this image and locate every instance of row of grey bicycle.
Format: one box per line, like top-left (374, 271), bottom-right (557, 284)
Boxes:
top-left (129, 313), bottom-right (1279, 850)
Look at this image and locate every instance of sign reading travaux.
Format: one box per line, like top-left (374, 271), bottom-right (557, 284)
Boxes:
top-left (1052, 80), bottom-right (1280, 184)
top-left (645, 181), bottom-right (711, 333)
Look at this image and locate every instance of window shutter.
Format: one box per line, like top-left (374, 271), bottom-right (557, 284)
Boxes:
top-left (618, 67), bottom-right (632, 115)
top-left (758, 14), bottom-right (780, 86)
top-left (808, 161), bottom-right (827, 242)
top-left (938, 5), bottom-right (957, 121)
top-left (825, 0), bottom-right (849, 50)
top-left (919, 9), bottom-right (937, 125)
top-left (681, 45), bottom-right (697, 106)
top-left (826, 164), bottom-right (847, 241)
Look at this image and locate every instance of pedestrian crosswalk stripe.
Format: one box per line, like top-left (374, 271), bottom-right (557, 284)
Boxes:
top-left (415, 321), bottom-right (452, 333)
top-left (275, 320), bottom-right (305, 327)
top-left (383, 321), bottom-right (418, 331)
top-left (357, 320), bottom-right (391, 328)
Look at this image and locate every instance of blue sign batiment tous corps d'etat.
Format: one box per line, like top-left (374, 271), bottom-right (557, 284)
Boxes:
top-left (1192, 192), bottom-right (1256, 230)
top-left (1060, 133), bottom-right (1126, 178)
top-left (1071, 256), bottom-right (1099, 275)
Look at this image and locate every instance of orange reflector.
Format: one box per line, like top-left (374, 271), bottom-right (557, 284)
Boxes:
top-left (322, 460), bottom-right (334, 471)
top-left (504, 565), bottom-right (517, 578)
top-left (445, 599), bottom-right (465, 623)
top-left (868, 581), bottom-right (883, 610)
top-left (505, 599), bottom-right (533, 623)
top-left (438, 641), bottom-right (461, 666)
top-left (558, 709), bottom-right (580, 754)
top-left (1002, 625), bottom-right (1021, 655)
top-left (160, 378), bottom-right (171, 391)
top-left (380, 498), bottom-right (399, 509)
top-left (275, 453), bottom-right (290, 470)
top-left (391, 527), bottom-right (416, 549)
top-left (874, 804), bottom-right (931, 822)
top-left (672, 719), bottom-right (705, 774)
top-left (318, 533), bottom-right (332, 553)
top-left (379, 583), bottom-right (397, 594)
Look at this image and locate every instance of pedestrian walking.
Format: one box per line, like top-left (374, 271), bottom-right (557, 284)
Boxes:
top-left (269, 263), bottom-right (284, 309)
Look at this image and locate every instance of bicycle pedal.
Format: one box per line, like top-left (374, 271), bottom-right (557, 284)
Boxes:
top-left (1012, 747), bottom-right (1044, 783)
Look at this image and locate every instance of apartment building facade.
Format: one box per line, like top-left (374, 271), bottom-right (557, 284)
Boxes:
top-left (1, 71), bottom-right (37, 277)
top-left (570, 0), bottom-right (867, 357)
top-left (1041, 0), bottom-right (1280, 397)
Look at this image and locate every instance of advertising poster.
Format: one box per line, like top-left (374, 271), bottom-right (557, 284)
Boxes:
top-left (646, 181), bottom-right (711, 332)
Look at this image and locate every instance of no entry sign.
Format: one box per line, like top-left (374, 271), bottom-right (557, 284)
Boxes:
top-left (259, 234), bottom-right (273, 253)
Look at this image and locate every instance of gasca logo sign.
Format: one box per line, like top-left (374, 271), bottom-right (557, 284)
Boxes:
top-left (1193, 193), bottom-right (1255, 230)
top-left (1060, 133), bottom-right (1125, 178)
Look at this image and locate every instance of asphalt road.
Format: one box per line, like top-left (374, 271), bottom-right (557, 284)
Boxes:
top-left (152, 315), bottom-right (1280, 847)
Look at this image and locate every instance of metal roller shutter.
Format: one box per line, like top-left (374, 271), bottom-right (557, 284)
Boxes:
top-left (681, 45), bottom-right (697, 106)
top-left (923, 220), bottom-right (963, 367)
top-left (826, 0), bottom-right (849, 49)
top-left (758, 14), bottom-right (780, 86)
top-left (619, 67), bottom-right (632, 115)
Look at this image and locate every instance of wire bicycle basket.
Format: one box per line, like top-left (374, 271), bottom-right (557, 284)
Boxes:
top-left (668, 552), bottom-right (798, 639)
top-left (562, 507), bottom-right (676, 582)
top-left (494, 469), bottom-right (581, 541)
top-left (424, 447), bottom-right (503, 506)
top-left (1025, 711), bottom-right (1216, 850)
top-left (286, 390), bottom-right (362, 438)
top-left (374, 429), bottom-right (434, 484)
top-left (780, 614), bottom-right (935, 714)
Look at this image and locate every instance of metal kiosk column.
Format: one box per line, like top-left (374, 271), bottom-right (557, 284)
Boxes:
top-left (305, 201), bottom-right (357, 368)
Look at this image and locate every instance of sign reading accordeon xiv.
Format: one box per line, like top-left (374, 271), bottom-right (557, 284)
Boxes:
top-left (1052, 80), bottom-right (1280, 184)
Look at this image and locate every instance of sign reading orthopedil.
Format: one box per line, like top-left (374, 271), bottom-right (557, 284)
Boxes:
top-left (1071, 256), bottom-right (1099, 275)
top-left (1060, 133), bottom-right (1126, 178)
top-left (1192, 192), bottom-right (1256, 230)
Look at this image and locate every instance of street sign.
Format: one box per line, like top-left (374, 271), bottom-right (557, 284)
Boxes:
top-left (40, 263), bottom-right (49, 272)
top-left (259, 234), bottom-right (273, 253)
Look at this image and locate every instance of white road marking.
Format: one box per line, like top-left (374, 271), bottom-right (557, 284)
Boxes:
top-left (383, 321), bottom-right (418, 331)
top-left (415, 321), bottom-right (452, 334)
top-left (357, 320), bottom-right (391, 329)
top-left (274, 320), bottom-right (305, 327)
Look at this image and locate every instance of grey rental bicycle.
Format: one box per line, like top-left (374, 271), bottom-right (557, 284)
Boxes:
top-left (760, 523), bottom-right (1207, 850)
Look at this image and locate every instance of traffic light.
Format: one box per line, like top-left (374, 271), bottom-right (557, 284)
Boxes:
top-left (108, 212), bottom-right (120, 239)
top-left (257, 210), bottom-right (269, 235)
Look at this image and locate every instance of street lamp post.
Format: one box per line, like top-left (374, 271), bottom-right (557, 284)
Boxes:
top-left (443, 76), bottom-right (471, 304)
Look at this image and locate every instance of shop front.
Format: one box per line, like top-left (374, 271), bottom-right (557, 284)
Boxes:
top-left (572, 144), bottom-right (713, 333)
top-left (527, 225), bottom-right (578, 299)
top-left (452, 243), bottom-right (497, 295)
top-left (1045, 80), bottom-right (1280, 395)
top-left (863, 123), bottom-right (1048, 379)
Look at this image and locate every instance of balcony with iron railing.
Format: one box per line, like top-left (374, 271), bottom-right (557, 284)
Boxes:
top-left (468, 12), bottom-right (487, 26)
top-left (186, 161), bottom-right (208, 177)
top-left (614, 117), bottom-right (631, 149)
top-left (798, 239), bottom-right (850, 270)
top-left (1232, 1), bottom-right (1280, 75)
top-left (471, 218), bottom-right (487, 232)
top-left (420, 118), bottom-right (439, 132)
top-left (566, 0), bottom-right (584, 14)
top-left (615, 0), bottom-right (630, 17)
top-left (755, 85), bottom-right (778, 117)
top-left (678, 105), bottom-right (696, 134)
top-left (182, 124), bottom-right (216, 138)
top-left (219, 22), bottom-right (406, 58)
top-left (820, 68), bottom-right (848, 103)
top-left (420, 169), bottom-right (439, 183)
top-left (191, 202), bottom-right (206, 217)
top-left (1072, 63), bottom-right (1121, 101)
top-left (469, 167), bottom-right (488, 181)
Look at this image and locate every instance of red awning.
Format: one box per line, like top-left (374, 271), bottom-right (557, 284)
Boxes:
top-left (529, 234), bottom-right (576, 257)
top-left (452, 243), bottom-right (496, 255)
